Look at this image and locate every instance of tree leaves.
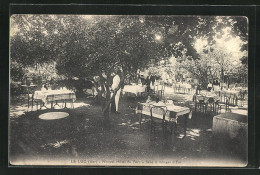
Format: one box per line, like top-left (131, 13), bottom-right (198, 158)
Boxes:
top-left (10, 15), bottom-right (248, 86)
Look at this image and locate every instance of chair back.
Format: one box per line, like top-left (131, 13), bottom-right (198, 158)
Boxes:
top-left (196, 95), bottom-right (205, 102)
top-left (208, 97), bottom-right (215, 104)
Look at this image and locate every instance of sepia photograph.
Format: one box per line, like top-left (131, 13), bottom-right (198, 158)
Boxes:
top-left (9, 15), bottom-right (248, 166)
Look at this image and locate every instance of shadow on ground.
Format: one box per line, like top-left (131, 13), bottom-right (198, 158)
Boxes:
top-left (9, 95), bottom-right (247, 165)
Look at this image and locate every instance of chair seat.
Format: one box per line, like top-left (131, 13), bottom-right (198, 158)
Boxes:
top-left (217, 103), bottom-right (226, 106)
top-left (34, 99), bottom-right (42, 102)
top-left (197, 101), bottom-right (206, 105)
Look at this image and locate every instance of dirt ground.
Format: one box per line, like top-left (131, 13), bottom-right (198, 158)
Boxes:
top-left (9, 93), bottom-right (247, 167)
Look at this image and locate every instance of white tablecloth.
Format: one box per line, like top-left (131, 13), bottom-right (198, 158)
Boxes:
top-left (199, 90), bottom-right (219, 101)
top-left (123, 85), bottom-right (146, 95)
top-left (174, 83), bottom-right (192, 89)
top-left (34, 89), bottom-right (76, 104)
top-left (136, 102), bottom-right (190, 121)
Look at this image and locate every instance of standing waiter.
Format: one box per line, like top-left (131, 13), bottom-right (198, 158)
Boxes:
top-left (111, 70), bottom-right (121, 113)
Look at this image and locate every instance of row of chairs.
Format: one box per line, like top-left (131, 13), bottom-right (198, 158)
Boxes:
top-left (218, 92), bottom-right (238, 106)
top-left (137, 104), bottom-right (187, 140)
top-left (153, 83), bottom-right (165, 98)
top-left (194, 95), bottom-right (231, 114)
top-left (173, 86), bottom-right (194, 94)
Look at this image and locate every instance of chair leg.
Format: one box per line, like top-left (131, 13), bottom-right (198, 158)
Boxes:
top-left (36, 102), bottom-right (38, 111)
top-left (71, 101), bottom-right (74, 109)
top-left (139, 113), bottom-right (142, 130)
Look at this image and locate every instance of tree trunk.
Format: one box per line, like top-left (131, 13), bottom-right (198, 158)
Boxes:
top-left (103, 97), bottom-right (110, 127)
top-left (103, 85), bottom-right (111, 126)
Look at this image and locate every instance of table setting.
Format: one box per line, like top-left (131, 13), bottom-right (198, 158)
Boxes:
top-left (34, 87), bottom-right (76, 109)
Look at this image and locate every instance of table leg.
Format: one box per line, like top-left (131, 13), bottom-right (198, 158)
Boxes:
top-left (163, 120), bottom-right (168, 139)
top-left (36, 101), bottom-right (38, 111)
top-left (150, 109), bottom-right (154, 134)
top-left (32, 94), bottom-right (34, 110)
top-left (62, 100), bottom-right (69, 109)
top-left (162, 114), bottom-right (166, 138)
top-left (71, 101), bottom-right (74, 109)
top-left (183, 114), bottom-right (188, 138)
top-left (27, 93), bottom-right (30, 109)
top-left (170, 121), bottom-right (173, 135)
top-left (173, 122), bottom-right (177, 137)
top-left (139, 113), bottom-right (142, 130)
top-left (53, 100), bottom-right (60, 108)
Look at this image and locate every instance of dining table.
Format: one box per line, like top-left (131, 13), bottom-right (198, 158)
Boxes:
top-left (122, 84), bottom-right (146, 96)
top-left (136, 102), bottom-right (191, 138)
top-left (199, 90), bottom-right (219, 101)
top-left (34, 89), bottom-right (76, 109)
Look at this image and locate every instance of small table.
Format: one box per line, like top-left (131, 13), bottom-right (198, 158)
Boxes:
top-left (123, 84), bottom-right (146, 96)
top-left (136, 102), bottom-right (191, 138)
top-left (34, 90), bottom-right (76, 109)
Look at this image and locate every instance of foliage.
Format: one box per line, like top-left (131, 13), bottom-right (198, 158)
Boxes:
top-left (10, 15), bottom-right (248, 119)
top-left (164, 17), bottom-right (248, 88)
top-left (10, 61), bottom-right (25, 82)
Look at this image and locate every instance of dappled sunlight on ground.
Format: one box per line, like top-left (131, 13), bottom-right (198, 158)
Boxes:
top-left (9, 99), bottom-right (91, 118)
top-left (73, 101), bottom-right (91, 109)
top-left (41, 140), bottom-right (70, 149)
top-left (9, 92), bottom-right (247, 165)
top-left (186, 128), bottom-right (201, 141)
top-left (9, 105), bottom-right (28, 118)
top-left (164, 86), bottom-right (174, 95)
top-left (39, 112), bottom-right (69, 120)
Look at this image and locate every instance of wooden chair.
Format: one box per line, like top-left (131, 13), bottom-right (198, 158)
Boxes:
top-left (156, 82), bottom-right (165, 99)
top-left (215, 99), bottom-right (230, 114)
top-left (206, 97), bottom-right (216, 113)
top-left (33, 98), bottom-right (43, 110)
top-left (194, 95), bottom-right (207, 113)
top-left (62, 93), bottom-right (75, 109)
top-left (173, 84), bottom-right (178, 93)
top-left (26, 87), bottom-right (43, 111)
top-left (149, 106), bottom-right (167, 139)
top-left (229, 94), bottom-right (238, 106)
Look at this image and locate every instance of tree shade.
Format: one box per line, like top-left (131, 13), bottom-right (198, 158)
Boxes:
top-left (10, 15), bottom-right (248, 120)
